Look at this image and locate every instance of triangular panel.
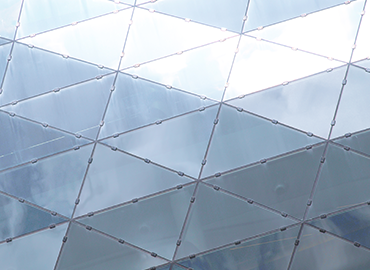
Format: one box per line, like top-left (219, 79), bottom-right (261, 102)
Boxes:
top-left (176, 183), bottom-right (296, 259)
top-left (0, 42), bottom-right (110, 106)
top-left (207, 144), bottom-right (324, 219)
top-left (244, 0), bottom-right (347, 32)
top-left (0, 193), bottom-right (66, 241)
top-left (0, 0), bottom-right (22, 39)
top-left (0, 144), bottom-right (93, 217)
top-left (227, 66), bottom-right (346, 138)
top-left (0, 223), bottom-right (67, 270)
top-left (248, 1), bottom-right (364, 62)
top-left (307, 143), bottom-right (370, 219)
top-left (140, 0), bottom-right (248, 32)
top-left (0, 111), bottom-right (89, 171)
top-left (224, 35), bottom-right (343, 100)
top-left (120, 8), bottom-right (235, 69)
top-left (179, 226), bottom-right (299, 270)
top-left (21, 8), bottom-right (133, 69)
top-left (75, 143), bottom-right (193, 217)
top-left (79, 184), bottom-right (195, 260)
top-left (203, 105), bottom-right (323, 177)
top-left (102, 106), bottom-right (218, 178)
top-left (4, 74), bottom-right (114, 139)
top-left (331, 63), bottom-right (370, 138)
top-left (99, 72), bottom-right (215, 139)
top-left (290, 225), bottom-right (370, 270)
top-left (56, 222), bottom-right (166, 270)
top-left (123, 36), bottom-right (238, 101)
top-left (17, 0), bottom-right (121, 38)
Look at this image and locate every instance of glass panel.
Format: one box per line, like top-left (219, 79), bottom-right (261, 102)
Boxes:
top-left (102, 106), bottom-right (217, 178)
top-left (21, 8), bottom-right (133, 69)
top-left (244, 0), bottom-right (346, 32)
top-left (4, 74), bottom-right (114, 140)
top-left (120, 8), bottom-right (234, 69)
top-left (352, 2), bottom-right (370, 62)
top-left (75, 143), bottom-right (193, 217)
top-left (17, 0), bottom-right (121, 38)
top-left (99, 72), bottom-right (215, 139)
top-left (123, 36), bottom-right (238, 101)
top-left (227, 66), bottom-right (346, 139)
top-left (0, 0), bottom-right (22, 39)
top-left (248, 1), bottom-right (363, 62)
top-left (179, 226), bottom-right (299, 270)
top-left (0, 193), bottom-right (66, 241)
top-left (335, 129), bottom-right (370, 156)
top-left (224, 35), bottom-right (343, 100)
top-left (0, 37), bottom-right (11, 46)
top-left (176, 183), bottom-right (296, 259)
top-left (0, 112), bottom-right (89, 171)
top-left (0, 43), bottom-right (12, 84)
top-left (56, 222), bottom-right (166, 270)
top-left (0, 144), bottom-right (93, 218)
top-left (79, 184), bottom-right (195, 260)
top-left (140, 0), bottom-right (248, 32)
top-left (307, 143), bottom-right (370, 219)
top-left (331, 63), bottom-right (370, 138)
top-left (309, 205), bottom-right (370, 249)
top-left (207, 145), bottom-right (324, 219)
top-left (0, 223), bottom-right (67, 270)
top-left (203, 105), bottom-right (323, 177)
top-left (0, 42), bottom-right (110, 106)
top-left (290, 225), bottom-right (370, 270)
top-left (353, 59), bottom-right (370, 69)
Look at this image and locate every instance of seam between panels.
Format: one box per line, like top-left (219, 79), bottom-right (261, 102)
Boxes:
top-left (52, 5), bottom-right (137, 270)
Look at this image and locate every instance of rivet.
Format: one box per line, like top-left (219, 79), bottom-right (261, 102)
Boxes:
top-left (118, 239), bottom-right (125, 244)
top-left (178, 171), bottom-right (184, 177)
top-left (213, 186), bottom-right (220, 191)
top-left (151, 252), bottom-right (157, 257)
top-left (144, 158), bottom-right (150, 163)
top-left (280, 227), bottom-right (287, 231)
top-left (306, 145), bottom-right (312, 150)
top-left (213, 119), bottom-right (219, 125)
top-left (190, 197), bottom-right (195, 203)
top-left (235, 241), bottom-right (241, 245)
top-left (18, 198), bottom-right (25, 203)
top-left (86, 226), bottom-right (92, 231)
top-left (326, 68), bottom-right (333, 72)
top-left (237, 107), bottom-right (243, 112)
top-left (294, 240), bottom-right (300, 246)
top-left (345, 133), bottom-right (352, 138)
top-left (132, 198), bottom-right (138, 203)
top-left (155, 120), bottom-right (162, 125)
top-left (75, 198), bottom-right (80, 205)
top-left (63, 236), bottom-right (68, 243)
top-left (111, 146), bottom-right (117, 151)
top-left (320, 157), bottom-right (326, 163)
top-left (320, 214), bottom-right (327, 219)
top-left (131, 75), bottom-right (138, 79)
top-left (307, 199), bottom-right (312, 206)
top-left (307, 132), bottom-right (313, 137)
top-left (201, 159), bottom-right (207, 165)
top-left (354, 242), bottom-right (361, 247)
top-left (42, 122), bottom-right (48, 128)
top-left (176, 240), bottom-right (181, 246)
top-left (260, 159), bottom-right (266, 164)
top-left (88, 157), bottom-right (93, 164)
top-left (88, 212), bottom-right (94, 217)
top-left (247, 199), bottom-right (254, 204)
top-left (344, 146), bottom-right (350, 151)
top-left (6, 238), bottom-right (12, 243)
top-left (199, 107), bottom-right (205, 111)
top-left (215, 172), bottom-right (221, 177)
top-left (176, 184), bottom-right (183, 189)
top-left (281, 212), bottom-right (288, 217)
top-left (319, 229), bottom-right (326, 233)
top-left (74, 146), bottom-right (80, 151)
top-left (49, 224), bottom-right (56, 229)
top-left (189, 254), bottom-right (196, 259)
top-left (271, 119), bottom-right (278, 124)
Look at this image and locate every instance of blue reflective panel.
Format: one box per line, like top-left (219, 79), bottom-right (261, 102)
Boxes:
top-left (307, 143), bottom-right (370, 219)
top-left (207, 144), bottom-right (324, 219)
top-left (0, 223), bottom-right (67, 270)
top-left (0, 43), bottom-right (12, 84)
top-left (0, 0), bottom-right (22, 39)
top-left (244, 0), bottom-right (346, 32)
top-left (0, 42), bottom-right (110, 106)
top-left (102, 106), bottom-right (217, 178)
top-left (248, 1), bottom-right (363, 62)
top-left (120, 8), bottom-right (234, 69)
top-left (290, 225), bottom-right (370, 270)
top-left (0, 193), bottom-right (66, 241)
top-left (224, 35), bottom-right (343, 100)
top-left (179, 226), bottom-right (299, 270)
top-left (0, 37), bottom-right (11, 46)
top-left (227, 66), bottom-right (346, 139)
top-left (335, 129), bottom-right (370, 156)
top-left (331, 63), bottom-right (370, 138)
top-left (309, 205), bottom-right (370, 249)
top-left (0, 144), bottom-right (93, 217)
top-left (75, 143), bottom-right (193, 217)
top-left (21, 8), bottom-right (133, 69)
top-left (176, 183), bottom-right (296, 259)
top-left (352, 2), bottom-right (370, 63)
top-left (0, 112), bottom-right (89, 171)
top-left (140, 0), bottom-right (248, 32)
top-left (123, 36), bottom-right (238, 101)
top-left (100, 72), bottom-right (215, 139)
top-left (203, 105), bottom-right (323, 177)
top-left (56, 223), bottom-right (167, 270)
top-left (17, 0), bottom-right (121, 38)
top-left (79, 184), bottom-right (195, 260)
top-left (4, 74), bottom-right (114, 140)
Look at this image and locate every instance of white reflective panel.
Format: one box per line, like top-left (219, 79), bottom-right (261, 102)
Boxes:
top-left (0, 0), bottom-right (22, 39)
top-left (244, 0), bottom-right (346, 32)
top-left (0, 223), bottom-right (67, 270)
top-left (224, 35), bottom-right (343, 100)
top-left (248, 1), bottom-right (364, 62)
top-left (17, 0), bottom-right (121, 38)
top-left (352, 2), bottom-right (370, 62)
top-left (140, 0), bottom-right (248, 32)
top-left (124, 36), bottom-right (238, 101)
top-left (120, 8), bottom-right (235, 69)
top-left (21, 8), bottom-right (133, 69)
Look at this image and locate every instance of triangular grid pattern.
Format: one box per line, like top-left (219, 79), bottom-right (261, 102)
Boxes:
top-left (1, 0), bottom-right (370, 269)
